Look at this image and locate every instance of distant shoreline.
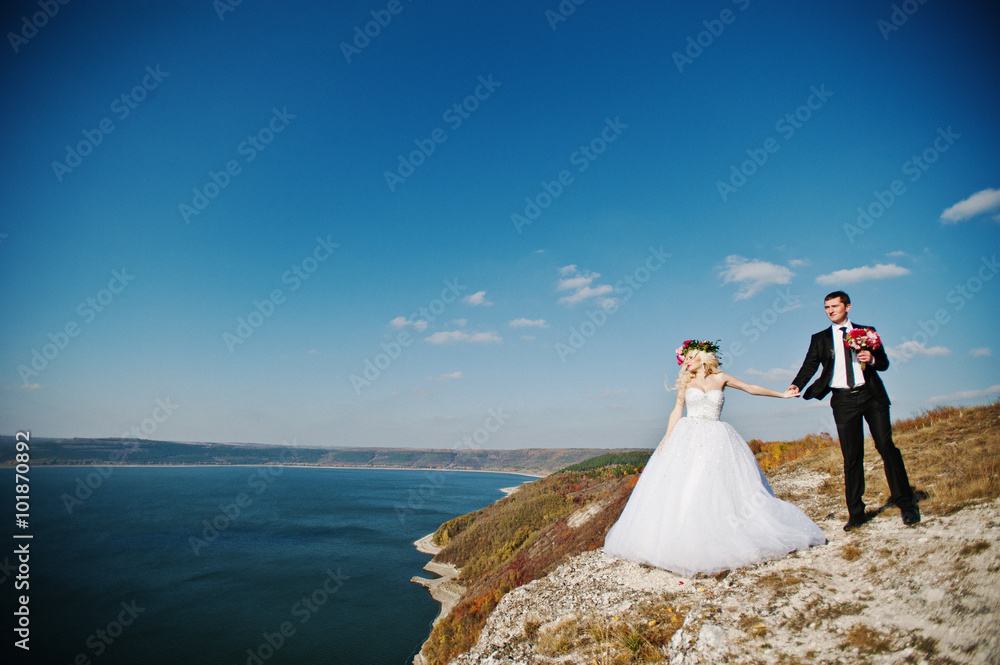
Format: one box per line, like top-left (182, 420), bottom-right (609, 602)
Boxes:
top-left (4, 464), bottom-right (545, 478)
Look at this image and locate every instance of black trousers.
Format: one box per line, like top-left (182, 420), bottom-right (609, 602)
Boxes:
top-left (831, 386), bottom-right (914, 516)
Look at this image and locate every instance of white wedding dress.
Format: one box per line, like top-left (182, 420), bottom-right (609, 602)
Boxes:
top-left (604, 387), bottom-right (826, 577)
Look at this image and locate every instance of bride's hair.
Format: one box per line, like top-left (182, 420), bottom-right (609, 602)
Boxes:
top-left (668, 350), bottom-right (721, 391)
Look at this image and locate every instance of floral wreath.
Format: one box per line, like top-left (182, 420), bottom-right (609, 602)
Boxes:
top-left (675, 339), bottom-right (722, 365)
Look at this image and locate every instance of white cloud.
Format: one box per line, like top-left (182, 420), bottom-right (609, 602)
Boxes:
top-left (815, 263), bottom-right (910, 285)
top-left (556, 266), bottom-right (617, 306)
top-left (718, 255), bottom-right (793, 300)
top-left (424, 330), bottom-right (502, 344)
top-left (926, 384), bottom-right (1000, 402)
top-left (970, 347), bottom-right (992, 357)
top-left (430, 371), bottom-right (462, 381)
top-left (586, 389), bottom-right (630, 398)
top-left (885, 250), bottom-right (907, 257)
top-left (451, 318), bottom-right (467, 327)
top-left (788, 259), bottom-right (809, 267)
top-left (463, 291), bottom-right (494, 306)
top-left (509, 318), bottom-right (548, 328)
top-left (940, 188), bottom-right (1000, 223)
top-left (390, 316), bottom-right (428, 331)
top-left (745, 367), bottom-right (797, 382)
top-left (886, 341), bottom-right (950, 359)
top-left (7, 383), bottom-right (41, 392)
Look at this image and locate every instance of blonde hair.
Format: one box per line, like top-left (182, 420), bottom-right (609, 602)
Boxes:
top-left (667, 349), bottom-right (721, 391)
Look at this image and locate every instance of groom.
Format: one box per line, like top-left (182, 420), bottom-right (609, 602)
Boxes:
top-left (788, 291), bottom-right (920, 531)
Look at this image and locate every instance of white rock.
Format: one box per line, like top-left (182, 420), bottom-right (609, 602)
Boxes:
top-left (697, 623), bottom-right (726, 649)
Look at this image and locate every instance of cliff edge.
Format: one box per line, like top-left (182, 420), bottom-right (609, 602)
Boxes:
top-left (417, 403), bottom-right (999, 665)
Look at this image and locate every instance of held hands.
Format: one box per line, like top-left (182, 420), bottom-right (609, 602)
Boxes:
top-left (785, 385), bottom-right (800, 398)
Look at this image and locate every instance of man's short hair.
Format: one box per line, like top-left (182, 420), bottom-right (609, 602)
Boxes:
top-left (824, 290), bottom-right (851, 305)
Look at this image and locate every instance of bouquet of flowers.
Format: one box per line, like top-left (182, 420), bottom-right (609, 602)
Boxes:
top-left (846, 328), bottom-right (881, 369)
top-left (845, 328), bottom-right (882, 351)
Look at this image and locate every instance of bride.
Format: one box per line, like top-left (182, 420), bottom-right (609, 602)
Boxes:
top-left (604, 340), bottom-right (826, 576)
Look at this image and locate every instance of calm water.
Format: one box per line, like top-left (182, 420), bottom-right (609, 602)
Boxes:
top-left (2, 466), bottom-right (528, 665)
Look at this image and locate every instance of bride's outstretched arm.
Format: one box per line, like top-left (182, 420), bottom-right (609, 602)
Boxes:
top-left (721, 373), bottom-right (796, 398)
top-left (660, 390), bottom-right (685, 446)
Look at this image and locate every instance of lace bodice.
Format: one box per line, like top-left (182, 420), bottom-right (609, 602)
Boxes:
top-left (684, 388), bottom-right (724, 421)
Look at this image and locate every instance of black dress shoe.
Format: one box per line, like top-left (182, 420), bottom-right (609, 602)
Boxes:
top-left (843, 514), bottom-right (870, 532)
top-left (901, 509), bottom-right (921, 526)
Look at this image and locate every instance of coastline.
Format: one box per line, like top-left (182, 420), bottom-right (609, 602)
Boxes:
top-left (410, 534), bottom-right (466, 665)
top-left (410, 484), bottom-right (523, 665)
top-left (15, 464), bottom-right (544, 478)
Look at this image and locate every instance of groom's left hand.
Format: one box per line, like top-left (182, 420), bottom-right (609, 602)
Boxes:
top-left (857, 350), bottom-right (873, 363)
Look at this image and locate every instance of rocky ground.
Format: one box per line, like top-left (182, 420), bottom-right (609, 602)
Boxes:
top-left (447, 469), bottom-right (1000, 664)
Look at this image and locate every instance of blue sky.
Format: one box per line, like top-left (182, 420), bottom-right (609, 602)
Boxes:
top-left (2, 0), bottom-right (998, 449)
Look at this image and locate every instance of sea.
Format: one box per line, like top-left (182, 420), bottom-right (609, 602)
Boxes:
top-left (1, 465), bottom-right (530, 665)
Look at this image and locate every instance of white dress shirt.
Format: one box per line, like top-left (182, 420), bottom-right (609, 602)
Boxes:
top-left (831, 321), bottom-right (865, 389)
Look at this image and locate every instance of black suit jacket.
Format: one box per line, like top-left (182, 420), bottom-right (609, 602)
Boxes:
top-left (791, 324), bottom-right (891, 406)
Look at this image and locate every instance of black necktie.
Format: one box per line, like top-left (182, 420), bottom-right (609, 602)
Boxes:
top-left (841, 326), bottom-right (855, 388)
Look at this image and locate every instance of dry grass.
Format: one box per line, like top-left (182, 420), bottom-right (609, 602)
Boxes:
top-left (523, 616), bottom-right (541, 641)
top-left (531, 598), bottom-right (685, 664)
top-left (784, 599), bottom-right (866, 632)
top-left (957, 541), bottom-right (991, 557)
top-left (767, 402), bottom-right (1000, 518)
top-left (739, 615), bottom-right (769, 639)
top-left (841, 623), bottom-right (895, 654)
top-left (891, 403), bottom-right (1000, 513)
top-left (910, 634), bottom-right (939, 656)
top-left (841, 544), bottom-right (862, 561)
top-left (752, 434), bottom-right (839, 472)
top-left (536, 617), bottom-right (581, 656)
top-left (757, 571), bottom-right (805, 597)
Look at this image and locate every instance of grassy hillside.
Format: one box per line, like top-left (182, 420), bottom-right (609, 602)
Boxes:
top-left (421, 455), bottom-right (646, 665)
top-left (417, 401), bottom-right (1000, 665)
